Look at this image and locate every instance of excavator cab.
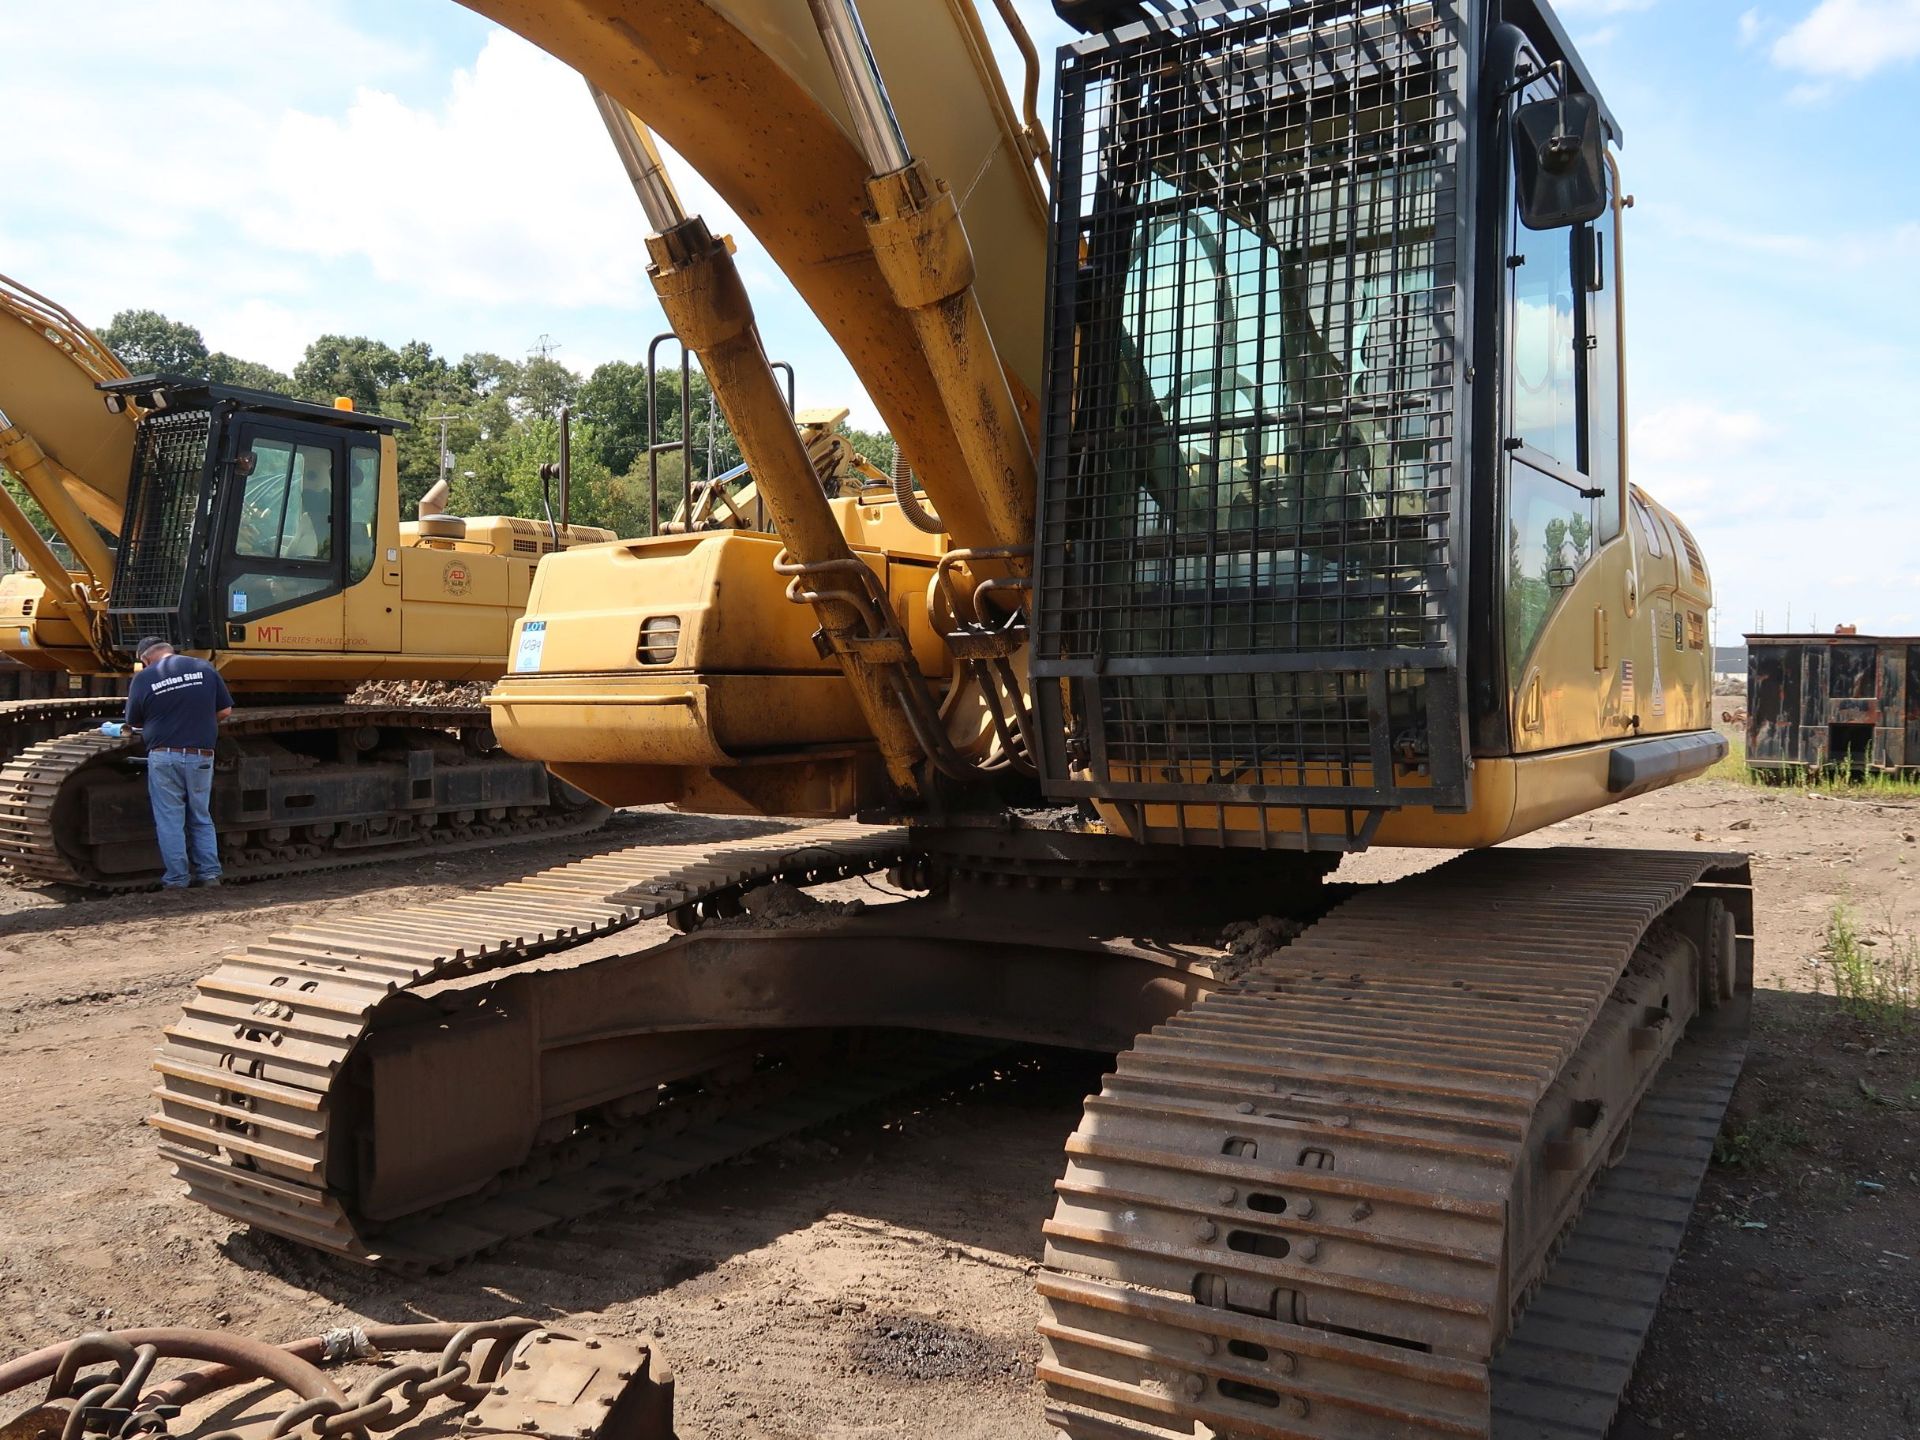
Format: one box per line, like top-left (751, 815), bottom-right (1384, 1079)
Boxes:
top-left (97, 377), bottom-right (405, 659)
top-left (1030, 0), bottom-right (1723, 850)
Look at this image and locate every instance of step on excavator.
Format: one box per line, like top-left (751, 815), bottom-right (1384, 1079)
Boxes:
top-left (153, 3), bottom-right (1749, 1437)
top-left (0, 275), bottom-right (619, 889)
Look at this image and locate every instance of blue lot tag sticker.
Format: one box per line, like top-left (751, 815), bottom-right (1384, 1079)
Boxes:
top-left (513, 620), bottom-right (547, 673)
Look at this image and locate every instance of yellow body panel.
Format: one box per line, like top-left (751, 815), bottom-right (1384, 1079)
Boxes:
top-left (1509, 487), bottom-right (1714, 755)
top-left (488, 527), bottom-right (945, 805)
top-left (1093, 741), bottom-right (1694, 852)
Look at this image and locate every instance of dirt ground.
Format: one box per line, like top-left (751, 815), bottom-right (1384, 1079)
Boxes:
top-left (2, 773), bottom-right (1916, 1439)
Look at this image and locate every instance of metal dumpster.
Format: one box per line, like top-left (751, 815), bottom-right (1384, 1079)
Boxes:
top-left (1747, 632), bottom-right (1919, 777)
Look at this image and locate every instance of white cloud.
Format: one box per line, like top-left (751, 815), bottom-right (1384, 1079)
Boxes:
top-left (1633, 404), bottom-right (1776, 467)
top-left (1738, 8), bottom-right (1771, 44)
top-left (1658, 212), bottom-right (1920, 268)
top-left (0, 8), bottom-right (882, 419)
top-left (1787, 80), bottom-right (1837, 102)
top-left (259, 36), bottom-right (653, 312)
top-left (1771, 0), bottom-right (1920, 79)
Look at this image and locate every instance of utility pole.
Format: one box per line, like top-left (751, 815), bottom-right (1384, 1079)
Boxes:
top-left (426, 414), bottom-right (459, 495)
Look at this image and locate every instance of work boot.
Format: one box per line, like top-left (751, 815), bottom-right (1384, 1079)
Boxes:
top-left (191, 876), bottom-right (222, 889)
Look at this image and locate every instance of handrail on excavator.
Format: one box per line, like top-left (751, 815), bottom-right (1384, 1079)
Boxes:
top-left (978, 0), bottom-right (1054, 186)
top-left (0, 272), bottom-right (128, 387)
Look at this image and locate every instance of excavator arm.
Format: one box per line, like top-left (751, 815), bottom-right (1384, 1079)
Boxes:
top-left (464, 0), bottom-right (1048, 553)
top-left (0, 273), bottom-right (133, 669)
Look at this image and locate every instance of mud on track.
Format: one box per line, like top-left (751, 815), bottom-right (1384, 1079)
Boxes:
top-left (2, 780), bottom-right (1915, 1439)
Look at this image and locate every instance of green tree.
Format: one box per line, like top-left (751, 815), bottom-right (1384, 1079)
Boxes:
top-left (205, 352), bottom-right (293, 392)
top-left (2, 472), bottom-right (53, 540)
top-left (576, 359), bottom-right (651, 477)
top-left (100, 309), bottom-right (210, 374)
top-left (293, 335), bottom-right (404, 413)
top-left (512, 355), bottom-right (579, 419)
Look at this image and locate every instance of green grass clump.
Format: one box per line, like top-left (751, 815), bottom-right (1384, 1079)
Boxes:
top-left (1705, 734), bottom-right (1920, 796)
top-left (1712, 1111), bottom-right (1810, 1170)
top-left (1707, 735), bottom-right (1751, 783)
top-left (1816, 903), bottom-right (1920, 1028)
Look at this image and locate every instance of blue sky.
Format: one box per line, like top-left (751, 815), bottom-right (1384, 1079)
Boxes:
top-left (3, 0), bottom-right (1915, 637)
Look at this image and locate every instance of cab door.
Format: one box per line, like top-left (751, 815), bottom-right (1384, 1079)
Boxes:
top-left (214, 420), bottom-right (347, 652)
top-left (341, 437), bottom-right (403, 653)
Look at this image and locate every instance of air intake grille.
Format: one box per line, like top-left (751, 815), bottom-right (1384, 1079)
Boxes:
top-left (107, 407), bottom-right (215, 652)
top-left (1035, 0), bottom-right (1470, 837)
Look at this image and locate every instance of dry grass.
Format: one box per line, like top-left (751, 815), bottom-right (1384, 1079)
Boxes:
top-left (1811, 902), bottom-right (1920, 1029)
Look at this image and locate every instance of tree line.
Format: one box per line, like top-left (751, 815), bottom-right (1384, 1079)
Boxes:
top-left (85, 309), bottom-right (895, 536)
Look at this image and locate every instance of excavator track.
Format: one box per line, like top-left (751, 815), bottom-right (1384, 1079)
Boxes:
top-left (0, 704), bottom-right (609, 890)
top-left (0, 694), bottom-right (126, 767)
top-left (1038, 846), bottom-right (1753, 1440)
top-left (151, 820), bottom-right (956, 1267)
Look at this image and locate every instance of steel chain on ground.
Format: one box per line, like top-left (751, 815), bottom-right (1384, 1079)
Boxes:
top-left (15, 1319), bottom-right (548, 1440)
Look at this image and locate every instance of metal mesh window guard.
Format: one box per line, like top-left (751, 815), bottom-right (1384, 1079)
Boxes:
top-left (108, 406), bottom-right (216, 651)
top-left (1036, 0), bottom-right (1470, 830)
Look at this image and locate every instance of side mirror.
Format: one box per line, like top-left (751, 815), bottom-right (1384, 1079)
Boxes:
top-left (1512, 91), bottom-right (1607, 230)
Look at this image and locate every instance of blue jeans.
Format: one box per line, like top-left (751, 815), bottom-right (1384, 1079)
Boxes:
top-left (146, 750), bottom-right (221, 888)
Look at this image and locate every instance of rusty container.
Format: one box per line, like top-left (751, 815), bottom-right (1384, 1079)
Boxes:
top-left (1746, 632), bottom-right (1920, 776)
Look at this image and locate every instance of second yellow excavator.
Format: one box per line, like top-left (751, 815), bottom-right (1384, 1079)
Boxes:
top-left (0, 274), bottom-right (615, 888)
top-left (153, 3), bottom-right (1750, 1438)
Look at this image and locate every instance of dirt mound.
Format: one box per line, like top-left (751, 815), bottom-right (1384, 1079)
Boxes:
top-left (737, 881), bottom-right (866, 925)
top-left (1213, 913), bottom-right (1306, 983)
top-left (349, 679), bottom-right (490, 708)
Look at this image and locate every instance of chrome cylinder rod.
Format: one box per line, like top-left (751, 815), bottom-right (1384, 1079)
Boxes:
top-left (804, 0), bottom-right (911, 175)
top-left (587, 82), bottom-right (685, 233)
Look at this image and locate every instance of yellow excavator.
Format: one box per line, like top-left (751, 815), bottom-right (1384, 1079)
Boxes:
top-left (0, 273), bottom-right (616, 889)
top-left (152, 3), bottom-right (1748, 1438)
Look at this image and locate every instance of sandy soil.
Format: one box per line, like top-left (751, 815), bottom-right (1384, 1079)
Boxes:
top-left (1, 777), bottom-right (1915, 1439)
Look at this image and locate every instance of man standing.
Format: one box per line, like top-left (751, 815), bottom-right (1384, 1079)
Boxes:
top-left (104, 637), bottom-right (234, 890)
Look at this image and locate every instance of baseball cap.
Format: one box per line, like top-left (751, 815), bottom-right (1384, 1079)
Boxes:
top-left (134, 636), bottom-right (171, 662)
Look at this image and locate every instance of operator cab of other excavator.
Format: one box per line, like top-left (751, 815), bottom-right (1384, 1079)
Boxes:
top-left (86, 376), bottom-right (613, 677)
top-left (95, 376), bottom-right (409, 661)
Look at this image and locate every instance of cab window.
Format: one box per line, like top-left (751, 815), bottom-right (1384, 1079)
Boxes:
top-left (347, 444), bottom-right (379, 584)
top-left (1509, 190), bottom-right (1580, 466)
top-left (1502, 68), bottom-right (1622, 684)
top-left (1631, 493), bottom-right (1664, 557)
top-left (237, 438), bottom-right (335, 562)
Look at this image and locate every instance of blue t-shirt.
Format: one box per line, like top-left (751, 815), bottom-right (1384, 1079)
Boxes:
top-left (125, 655), bottom-right (234, 750)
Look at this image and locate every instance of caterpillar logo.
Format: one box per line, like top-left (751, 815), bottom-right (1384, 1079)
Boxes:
top-left (442, 560), bottom-right (473, 597)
